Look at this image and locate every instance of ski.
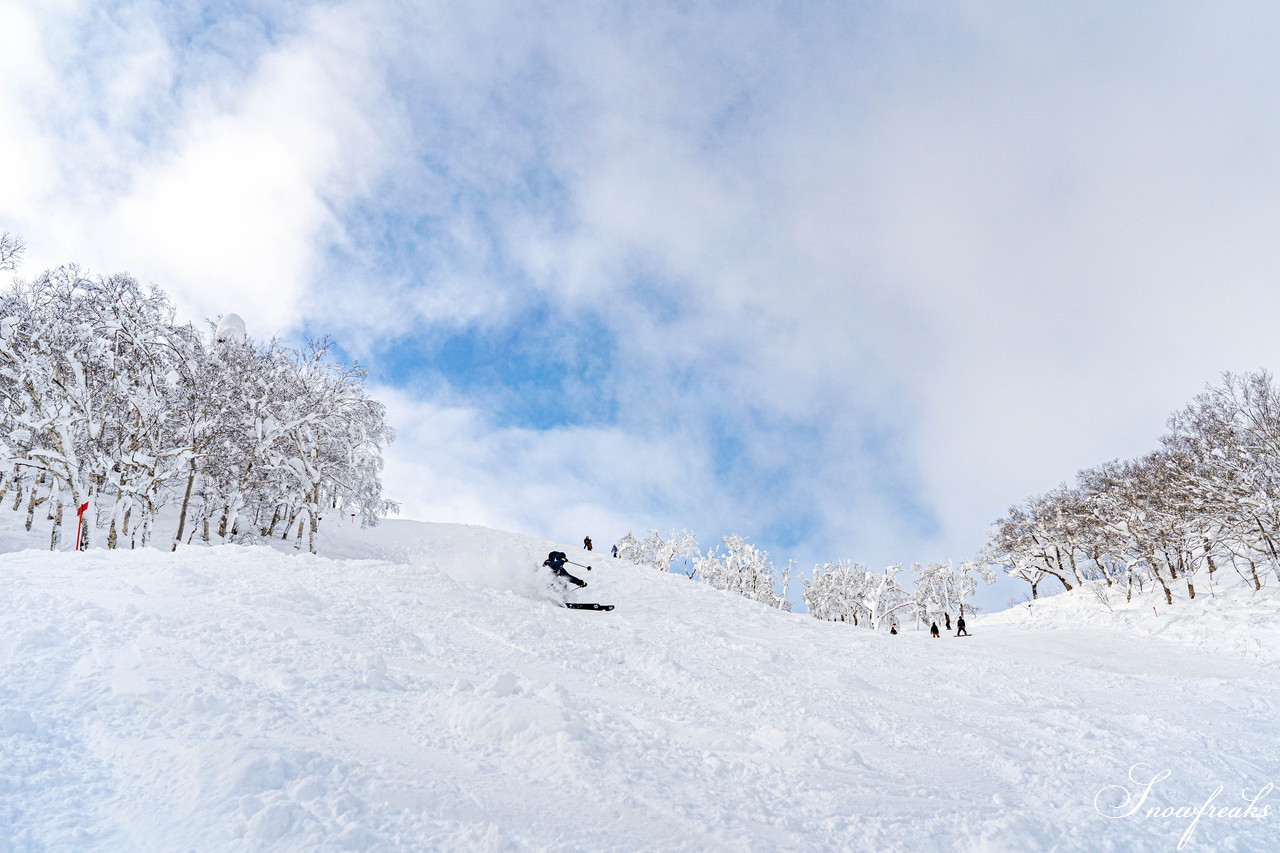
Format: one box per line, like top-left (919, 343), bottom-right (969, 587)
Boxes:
top-left (564, 602), bottom-right (614, 611)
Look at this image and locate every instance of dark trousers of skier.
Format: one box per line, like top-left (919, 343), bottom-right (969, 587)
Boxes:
top-left (550, 564), bottom-right (586, 588)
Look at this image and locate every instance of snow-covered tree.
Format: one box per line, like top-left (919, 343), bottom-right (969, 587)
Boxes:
top-left (613, 528), bottom-right (699, 574)
top-left (803, 561), bottom-right (867, 623)
top-left (860, 563), bottom-right (915, 631)
top-left (0, 244), bottom-right (395, 553)
top-left (614, 531), bottom-right (644, 564)
top-left (804, 562), bottom-right (915, 629)
top-left (0, 233), bottom-right (23, 272)
top-left (988, 370), bottom-right (1280, 605)
top-left (694, 533), bottom-right (787, 609)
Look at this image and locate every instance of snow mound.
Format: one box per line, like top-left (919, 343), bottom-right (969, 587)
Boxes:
top-left (317, 517), bottom-right (594, 603)
top-left (986, 578), bottom-right (1280, 671)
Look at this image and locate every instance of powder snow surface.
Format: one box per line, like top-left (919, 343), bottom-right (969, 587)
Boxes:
top-left (2, 517), bottom-right (1278, 851)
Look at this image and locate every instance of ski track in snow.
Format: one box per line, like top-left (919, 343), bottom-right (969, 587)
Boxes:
top-left (1, 518), bottom-right (1278, 851)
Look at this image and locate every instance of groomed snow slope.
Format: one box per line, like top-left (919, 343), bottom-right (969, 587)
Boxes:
top-left (2, 517), bottom-right (1278, 851)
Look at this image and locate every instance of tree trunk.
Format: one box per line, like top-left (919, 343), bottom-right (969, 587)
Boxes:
top-left (263, 505), bottom-right (281, 538)
top-left (1049, 571), bottom-right (1074, 592)
top-left (25, 489), bottom-right (45, 532)
top-left (173, 461), bottom-right (197, 551)
top-left (1152, 568), bottom-right (1173, 605)
top-left (1063, 547), bottom-right (1083, 586)
top-left (49, 501), bottom-right (62, 551)
top-left (1093, 549), bottom-right (1113, 586)
top-left (139, 508), bottom-right (153, 548)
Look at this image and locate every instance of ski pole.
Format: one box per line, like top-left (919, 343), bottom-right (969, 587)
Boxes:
top-left (566, 559), bottom-right (593, 571)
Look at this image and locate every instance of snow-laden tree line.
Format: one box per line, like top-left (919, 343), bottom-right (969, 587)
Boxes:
top-left (987, 370), bottom-right (1280, 605)
top-left (614, 527), bottom-right (994, 626)
top-left (615, 528), bottom-right (792, 611)
top-left (0, 236), bottom-right (395, 553)
top-left (803, 559), bottom-right (994, 629)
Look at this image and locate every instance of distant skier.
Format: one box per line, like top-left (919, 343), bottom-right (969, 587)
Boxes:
top-left (890, 624), bottom-right (898, 635)
top-left (930, 621), bottom-right (940, 639)
top-left (584, 536), bottom-right (593, 551)
top-left (956, 615), bottom-right (968, 637)
top-left (544, 551), bottom-right (587, 589)
top-left (611, 544), bottom-right (618, 558)
top-left (944, 613), bottom-right (952, 631)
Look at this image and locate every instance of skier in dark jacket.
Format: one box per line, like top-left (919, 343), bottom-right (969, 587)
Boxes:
top-left (956, 615), bottom-right (968, 637)
top-left (544, 551), bottom-right (587, 588)
top-left (930, 621), bottom-right (940, 638)
top-left (583, 536), bottom-right (593, 551)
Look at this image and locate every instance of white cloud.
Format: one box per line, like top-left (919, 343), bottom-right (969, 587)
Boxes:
top-left (8, 1), bottom-right (1280, 587)
top-left (1, 1), bottom-right (399, 334)
top-left (0, 2), bottom-right (60, 218)
top-left (375, 385), bottom-right (734, 550)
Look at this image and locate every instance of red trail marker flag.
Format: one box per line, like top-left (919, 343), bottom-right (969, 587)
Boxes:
top-left (75, 502), bottom-right (89, 551)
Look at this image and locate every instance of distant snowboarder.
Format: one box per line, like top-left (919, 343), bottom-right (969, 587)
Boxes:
top-left (890, 624), bottom-right (898, 635)
top-left (956, 616), bottom-right (968, 637)
top-left (944, 612), bottom-right (952, 631)
top-left (611, 544), bottom-right (618, 558)
top-left (930, 621), bottom-right (940, 638)
top-left (544, 551), bottom-right (587, 589)
top-left (584, 536), bottom-right (593, 551)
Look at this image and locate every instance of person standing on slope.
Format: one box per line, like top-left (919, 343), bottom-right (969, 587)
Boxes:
top-left (956, 615), bottom-right (969, 637)
top-left (544, 551), bottom-right (588, 589)
top-left (584, 536), bottom-right (593, 551)
top-left (930, 621), bottom-right (940, 638)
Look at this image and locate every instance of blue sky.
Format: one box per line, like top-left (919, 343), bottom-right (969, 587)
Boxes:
top-left (5, 1), bottom-right (1280, 610)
